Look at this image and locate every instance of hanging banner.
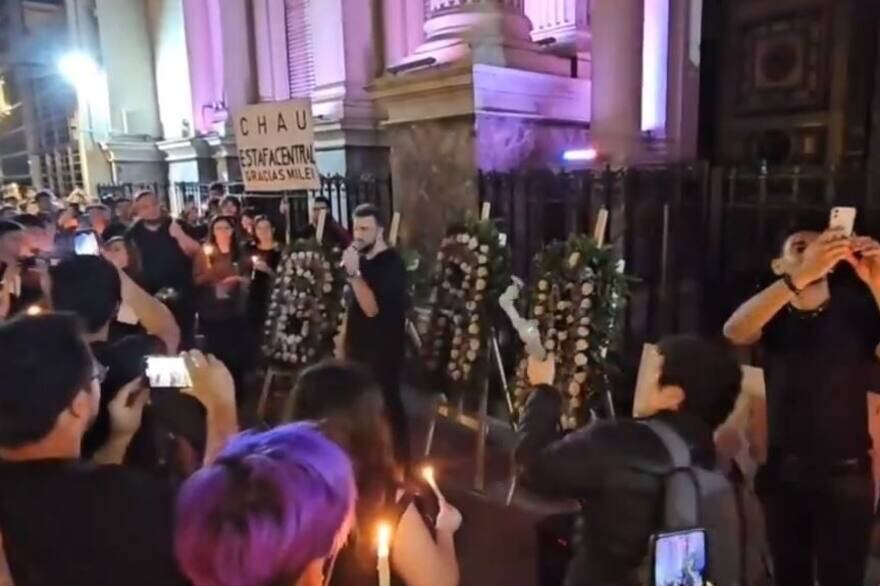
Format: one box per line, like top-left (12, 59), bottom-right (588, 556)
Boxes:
top-left (234, 100), bottom-right (320, 192)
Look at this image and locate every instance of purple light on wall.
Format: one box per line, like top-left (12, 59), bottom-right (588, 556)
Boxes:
top-left (641, 0), bottom-right (669, 134)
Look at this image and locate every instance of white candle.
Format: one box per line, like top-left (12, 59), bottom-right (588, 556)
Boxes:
top-left (376, 522), bottom-right (392, 586)
top-left (481, 201), bottom-right (491, 221)
top-left (422, 466), bottom-right (442, 499)
top-left (25, 305), bottom-right (42, 316)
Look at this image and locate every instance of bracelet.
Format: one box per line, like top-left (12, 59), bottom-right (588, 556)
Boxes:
top-left (782, 274), bottom-right (802, 295)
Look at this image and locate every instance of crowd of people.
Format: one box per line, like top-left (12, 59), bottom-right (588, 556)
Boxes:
top-left (0, 180), bottom-right (879, 586)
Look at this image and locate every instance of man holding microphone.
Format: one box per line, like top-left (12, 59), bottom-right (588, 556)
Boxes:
top-left (341, 204), bottom-right (409, 465)
top-left (724, 221), bottom-right (880, 586)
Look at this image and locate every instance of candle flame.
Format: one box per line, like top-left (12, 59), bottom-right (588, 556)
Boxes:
top-left (25, 305), bottom-right (42, 316)
top-left (203, 244), bottom-right (215, 256)
top-left (376, 522), bottom-right (392, 558)
top-left (422, 466), bottom-right (435, 486)
top-left (251, 256), bottom-right (259, 263)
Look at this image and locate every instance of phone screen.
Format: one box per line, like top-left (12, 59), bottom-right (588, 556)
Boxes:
top-left (74, 231), bottom-right (100, 256)
top-left (145, 356), bottom-right (192, 389)
top-left (652, 529), bottom-right (707, 586)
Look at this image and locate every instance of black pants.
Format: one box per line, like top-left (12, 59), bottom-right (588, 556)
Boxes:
top-left (374, 362), bottom-right (410, 467)
top-left (756, 459), bottom-right (874, 586)
top-left (200, 316), bottom-right (252, 402)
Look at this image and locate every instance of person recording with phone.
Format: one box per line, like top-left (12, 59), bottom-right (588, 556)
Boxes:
top-left (724, 213), bottom-right (880, 586)
top-left (341, 204), bottom-right (409, 466)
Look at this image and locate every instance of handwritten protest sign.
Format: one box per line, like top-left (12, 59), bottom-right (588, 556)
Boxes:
top-left (235, 100), bottom-right (320, 192)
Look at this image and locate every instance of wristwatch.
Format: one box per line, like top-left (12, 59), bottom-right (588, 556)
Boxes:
top-left (782, 273), bottom-right (803, 295)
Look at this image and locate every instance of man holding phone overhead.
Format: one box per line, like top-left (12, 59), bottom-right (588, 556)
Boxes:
top-left (724, 208), bottom-right (880, 586)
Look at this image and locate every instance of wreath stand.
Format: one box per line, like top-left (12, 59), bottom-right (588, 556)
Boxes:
top-left (256, 365), bottom-right (299, 421)
top-left (423, 325), bottom-right (516, 494)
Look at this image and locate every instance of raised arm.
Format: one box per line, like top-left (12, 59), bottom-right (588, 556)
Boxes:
top-left (724, 230), bottom-right (851, 345)
top-left (118, 269), bottom-right (181, 354)
top-left (183, 350), bottom-right (239, 466)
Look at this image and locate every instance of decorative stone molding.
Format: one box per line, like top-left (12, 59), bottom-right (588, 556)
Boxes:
top-left (524, 0), bottom-right (591, 55)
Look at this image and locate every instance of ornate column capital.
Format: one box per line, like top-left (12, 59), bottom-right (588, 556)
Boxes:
top-left (525, 0), bottom-right (591, 55)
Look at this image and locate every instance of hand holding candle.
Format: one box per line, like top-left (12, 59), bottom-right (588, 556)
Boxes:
top-left (422, 465), bottom-right (441, 499)
top-left (376, 522), bottom-right (392, 586)
top-left (25, 305), bottom-right (43, 316)
top-left (422, 465), bottom-right (463, 535)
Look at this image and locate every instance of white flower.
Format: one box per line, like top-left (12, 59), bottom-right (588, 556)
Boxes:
top-left (574, 371), bottom-right (587, 383)
top-left (478, 254), bottom-right (488, 265)
top-left (477, 267), bottom-right (488, 277)
top-left (450, 349), bottom-right (460, 359)
top-left (466, 301), bottom-right (477, 311)
top-left (545, 339), bottom-right (556, 351)
top-left (538, 280), bottom-right (549, 291)
top-left (466, 350), bottom-right (477, 362)
top-left (468, 237), bottom-right (479, 250)
top-left (534, 306), bottom-right (545, 317)
top-left (580, 298), bottom-right (592, 310)
top-left (574, 353), bottom-right (588, 366)
top-left (581, 283), bottom-right (594, 296)
top-left (577, 327), bottom-right (590, 337)
top-left (469, 339), bottom-right (481, 352)
top-left (458, 234), bottom-right (469, 244)
top-left (475, 279), bottom-right (487, 291)
top-left (451, 370), bottom-right (461, 381)
top-left (568, 382), bottom-right (581, 397)
top-left (323, 283), bottom-right (333, 293)
top-left (480, 244), bottom-right (489, 253)
top-left (557, 331), bottom-right (568, 342)
top-left (468, 324), bottom-right (480, 335)
top-left (580, 317), bottom-right (591, 326)
top-left (460, 263), bottom-right (471, 274)
top-left (576, 339), bottom-right (589, 351)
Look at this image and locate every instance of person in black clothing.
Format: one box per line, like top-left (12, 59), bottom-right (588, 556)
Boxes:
top-left (289, 361), bottom-right (461, 586)
top-left (127, 190), bottom-right (201, 347)
top-left (193, 216), bottom-right (252, 400)
top-left (300, 196), bottom-right (352, 249)
top-left (516, 335), bottom-right (742, 586)
top-left (0, 313), bottom-right (185, 586)
top-left (246, 215), bottom-right (282, 340)
top-left (724, 224), bottom-right (880, 586)
top-left (220, 195), bottom-right (242, 218)
top-left (342, 204), bottom-right (409, 465)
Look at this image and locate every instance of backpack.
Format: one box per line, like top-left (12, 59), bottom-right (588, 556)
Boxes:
top-left (644, 419), bottom-right (744, 586)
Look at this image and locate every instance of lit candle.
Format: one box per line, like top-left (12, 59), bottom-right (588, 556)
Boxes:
top-left (25, 305), bottom-right (42, 316)
top-left (251, 255), bottom-right (259, 279)
top-left (203, 244), bottom-right (214, 268)
top-left (376, 522), bottom-right (392, 586)
top-left (422, 465), bottom-right (442, 499)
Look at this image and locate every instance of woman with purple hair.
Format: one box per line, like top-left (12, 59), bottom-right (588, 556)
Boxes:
top-left (175, 423), bottom-right (356, 586)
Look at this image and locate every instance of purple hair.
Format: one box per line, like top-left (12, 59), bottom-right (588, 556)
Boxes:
top-left (175, 423), bottom-right (356, 586)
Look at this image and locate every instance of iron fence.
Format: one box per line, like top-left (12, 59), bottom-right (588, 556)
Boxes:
top-left (173, 175), bottom-right (394, 240)
top-left (479, 163), bottom-right (871, 399)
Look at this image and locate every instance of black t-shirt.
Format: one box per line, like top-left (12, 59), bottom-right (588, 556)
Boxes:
top-left (0, 459), bottom-right (186, 586)
top-left (247, 245), bottom-right (282, 328)
top-left (344, 249), bottom-right (407, 373)
top-left (762, 280), bottom-right (880, 463)
top-left (127, 219), bottom-right (192, 295)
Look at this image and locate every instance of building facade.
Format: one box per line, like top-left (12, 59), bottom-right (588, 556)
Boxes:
top-left (2, 0), bottom-right (706, 235)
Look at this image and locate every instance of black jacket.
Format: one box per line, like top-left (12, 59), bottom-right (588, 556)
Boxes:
top-left (516, 386), bottom-right (717, 586)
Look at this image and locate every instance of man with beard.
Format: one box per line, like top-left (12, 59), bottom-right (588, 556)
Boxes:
top-left (725, 223), bottom-right (880, 586)
top-left (341, 204), bottom-right (409, 464)
top-left (126, 191), bottom-right (201, 346)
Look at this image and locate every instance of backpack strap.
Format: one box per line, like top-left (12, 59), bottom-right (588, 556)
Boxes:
top-left (643, 419), bottom-right (702, 529)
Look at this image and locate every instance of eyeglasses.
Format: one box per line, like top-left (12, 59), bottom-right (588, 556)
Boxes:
top-left (92, 362), bottom-right (109, 384)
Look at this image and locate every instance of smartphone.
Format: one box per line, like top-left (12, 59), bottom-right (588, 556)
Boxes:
top-left (74, 231), bottom-right (100, 256)
top-left (651, 529), bottom-right (707, 586)
top-left (829, 207), bottom-right (857, 237)
top-left (145, 356), bottom-right (192, 389)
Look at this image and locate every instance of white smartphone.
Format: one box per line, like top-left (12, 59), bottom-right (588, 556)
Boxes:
top-left (145, 356), bottom-right (192, 389)
top-left (829, 207), bottom-right (857, 237)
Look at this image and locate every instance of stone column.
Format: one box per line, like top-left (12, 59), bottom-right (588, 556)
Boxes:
top-left (524, 0), bottom-right (590, 55)
top-left (382, 0), bottom-right (426, 67)
top-left (589, 0), bottom-right (644, 166)
top-left (253, 0), bottom-right (291, 102)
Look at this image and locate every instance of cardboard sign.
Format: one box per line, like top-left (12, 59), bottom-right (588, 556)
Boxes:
top-left (235, 100), bottom-right (320, 192)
